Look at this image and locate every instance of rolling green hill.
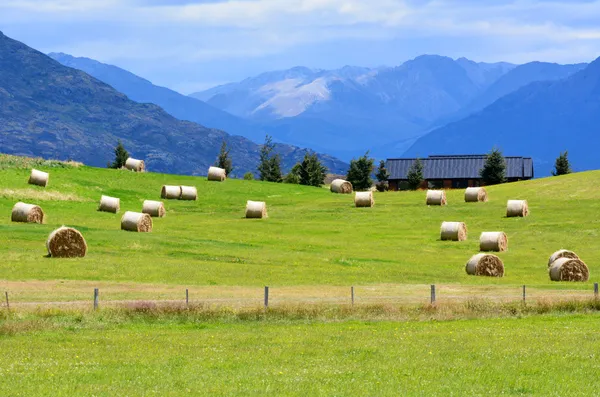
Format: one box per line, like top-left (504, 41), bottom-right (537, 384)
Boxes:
top-left (2, 154), bottom-right (600, 396)
top-left (1, 154), bottom-right (598, 298)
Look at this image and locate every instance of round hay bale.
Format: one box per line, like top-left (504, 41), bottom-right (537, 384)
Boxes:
top-left (440, 221), bottom-right (467, 241)
top-left (180, 186), bottom-right (197, 201)
top-left (46, 226), bottom-right (87, 258)
top-left (549, 257), bottom-right (589, 282)
top-left (507, 200), bottom-right (529, 217)
top-left (330, 179), bottom-right (353, 194)
top-left (479, 232), bottom-right (508, 252)
top-left (355, 191), bottom-right (374, 208)
top-left (466, 254), bottom-right (504, 277)
top-left (208, 166), bottom-right (226, 182)
top-left (426, 190), bottom-right (447, 206)
top-left (548, 249), bottom-right (580, 267)
top-left (125, 157), bottom-right (145, 172)
top-left (465, 187), bottom-right (487, 203)
top-left (98, 195), bottom-right (120, 213)
top-left (246, 200), bottom-right (267, 219)
top-left (11, 202), bottom-right (44, 224)
top-left (161, 185), bottom-right (182, 200)
top-left (28, 169), bottom-right (49, 187)
top-left (121, 211), bottom-right (153, 232)
top-left (142, 200), bottom-right (166, 218)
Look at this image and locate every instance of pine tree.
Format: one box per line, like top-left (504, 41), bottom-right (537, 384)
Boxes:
top-left (480, 148), bottom-right (506, 185)
top-left (375, 160), bottom-right (390, 192)
top-left (257, 135), bottom-right (282, 182)
top-left (284, 163), bottom-right (301, 184)
top-left (299, 153), bottom-right (327, 187)
top-left (216, 140), bottom-right (233, 176)
top-left (346, 152), bottom-right (374, 191)
top-left (406, 158), bottom-right (424, 190)
top-left (110, 140), bottom-right (129, 169)
top-left (269, 154), bottom-right (283, 183)
top-left (552, 151), bottom-right (572, 176)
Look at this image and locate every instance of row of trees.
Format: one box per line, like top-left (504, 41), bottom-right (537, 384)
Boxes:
top-left (109, 139), bottom-right (573, 188)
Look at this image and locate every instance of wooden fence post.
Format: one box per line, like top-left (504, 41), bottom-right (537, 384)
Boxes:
top-left (93, 288), bottom-right (99, 310)
top-left (186, 289), bottom-right (189, 306)
top-left (594, 283), bottom-right (598, 299)
top-left (430, 285), bottom-right (436, 304)
top-left (264, 286), bottom-right (269, 309)
top-left (351, 286), bottom-right (355, 306)
top-left (522, 285), bottom-right (526, 303)
top-left (5, 291), bottom-right (9, 310)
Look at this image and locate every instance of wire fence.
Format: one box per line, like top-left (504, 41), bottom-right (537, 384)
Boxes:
top-left (2, 283), bottom-right (599, 311)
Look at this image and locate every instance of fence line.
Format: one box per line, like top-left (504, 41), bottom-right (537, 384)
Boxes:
top-left (3, 283), bottom-right (600, 311)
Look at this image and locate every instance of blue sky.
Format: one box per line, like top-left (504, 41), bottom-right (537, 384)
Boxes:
top-left (1, 0), bottom-right (599, 93)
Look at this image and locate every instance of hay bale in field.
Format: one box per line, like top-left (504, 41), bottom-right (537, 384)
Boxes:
top-left (426, 190), bottom-right (446, 206)
top-left (479, 232), bottom-right (508, 252)
top-left (121, 211), bottom-right (153, 232)
top-left (330, 179), bottom-right (353, 194)
top-left (142, 200), bottom-right (165, 218)
top-left (125, 157), bottom-right (145, 172)
top-left (507, 200), bottom-right (529, 217)
top-left (355, 191), bottom-right (374, 208)
top-left (245, 200), bottom-right (267, 219)
top-left (98, 195), bottom-right (120, 213)
top-left (549, 257), bottom-right (589, 282)
top-left (207, 166), bottom-right (226, 182)
top-left (548, 249), bottom-right (580, 268)
top-left (161, 185), bottom-right (181, 200)
top-left (28, 169), bottom-right (49, 187)
top-left (11, 202), bottom-right (44, 224)
top-left (440, 221), bottom-right (467, 241)
top-left (180, 186), bottom-right (197, 201)
top-left (465, 187), bottom-right (487, 203)
top-left (46, 226), bottom-right (87, 258)
top-left (466, 254), bottom-right (504, 277)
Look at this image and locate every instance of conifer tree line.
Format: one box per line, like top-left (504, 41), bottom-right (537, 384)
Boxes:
top-left (110, 140), bottom-right (570, 189)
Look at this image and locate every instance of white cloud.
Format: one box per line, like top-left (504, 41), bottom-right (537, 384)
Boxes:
top-left (2, 0), bottom-right (600, 90)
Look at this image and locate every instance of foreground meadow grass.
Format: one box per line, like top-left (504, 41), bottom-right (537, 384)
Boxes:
top-left (1, 310), bottom-right (599, 396)
top-left (1, 155), bottom-right (599, 297)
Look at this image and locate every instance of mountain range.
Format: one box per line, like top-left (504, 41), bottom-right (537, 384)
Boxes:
top-left (2, 29), bottom-right (599, 177)
top-left (0, 32), bottom-right (348, 176)
top-left (190, 57), bottom-right (586, 160)
top-left (405, 57), bottom-right (600, 174)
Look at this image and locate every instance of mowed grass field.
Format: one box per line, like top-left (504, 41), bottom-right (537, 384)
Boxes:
top-left (2, 155), bottom-right (600, 395)
top-left (1, 156), bottom-right (598, 295)
top-left (1, 311), bottom-right (600, 396)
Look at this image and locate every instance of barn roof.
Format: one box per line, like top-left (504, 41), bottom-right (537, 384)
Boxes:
top-left (386, 155), bottom-right (534, 180)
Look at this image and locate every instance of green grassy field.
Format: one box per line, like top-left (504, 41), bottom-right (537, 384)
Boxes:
top-left (0, 155), bottom-right (598, 298)
top-left (1, 309), bottom-right (600, 396)
top-left (2, 155), bottom-right (600, 395)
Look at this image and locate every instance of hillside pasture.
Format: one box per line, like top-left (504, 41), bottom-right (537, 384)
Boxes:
top-left (0, 160), bottom-right (599, 303)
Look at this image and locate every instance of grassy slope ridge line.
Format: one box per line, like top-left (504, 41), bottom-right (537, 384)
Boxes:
top-left (0, 162), bottom-right (599, 287)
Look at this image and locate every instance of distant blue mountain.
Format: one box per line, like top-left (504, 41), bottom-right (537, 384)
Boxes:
top-left (191, 55), bottom-right (516, 159)
top-left (0, 33), bottom-right (349, 176)
top-left (48, 52), bottom-right (268, 144)
top-left (432, 61), bottom-right (587, 128)
top-left (404, 58), bottom-right (600, 175)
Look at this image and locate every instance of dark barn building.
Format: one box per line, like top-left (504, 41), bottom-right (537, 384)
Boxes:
top-left (386, 155), bottom-right (534, 191)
